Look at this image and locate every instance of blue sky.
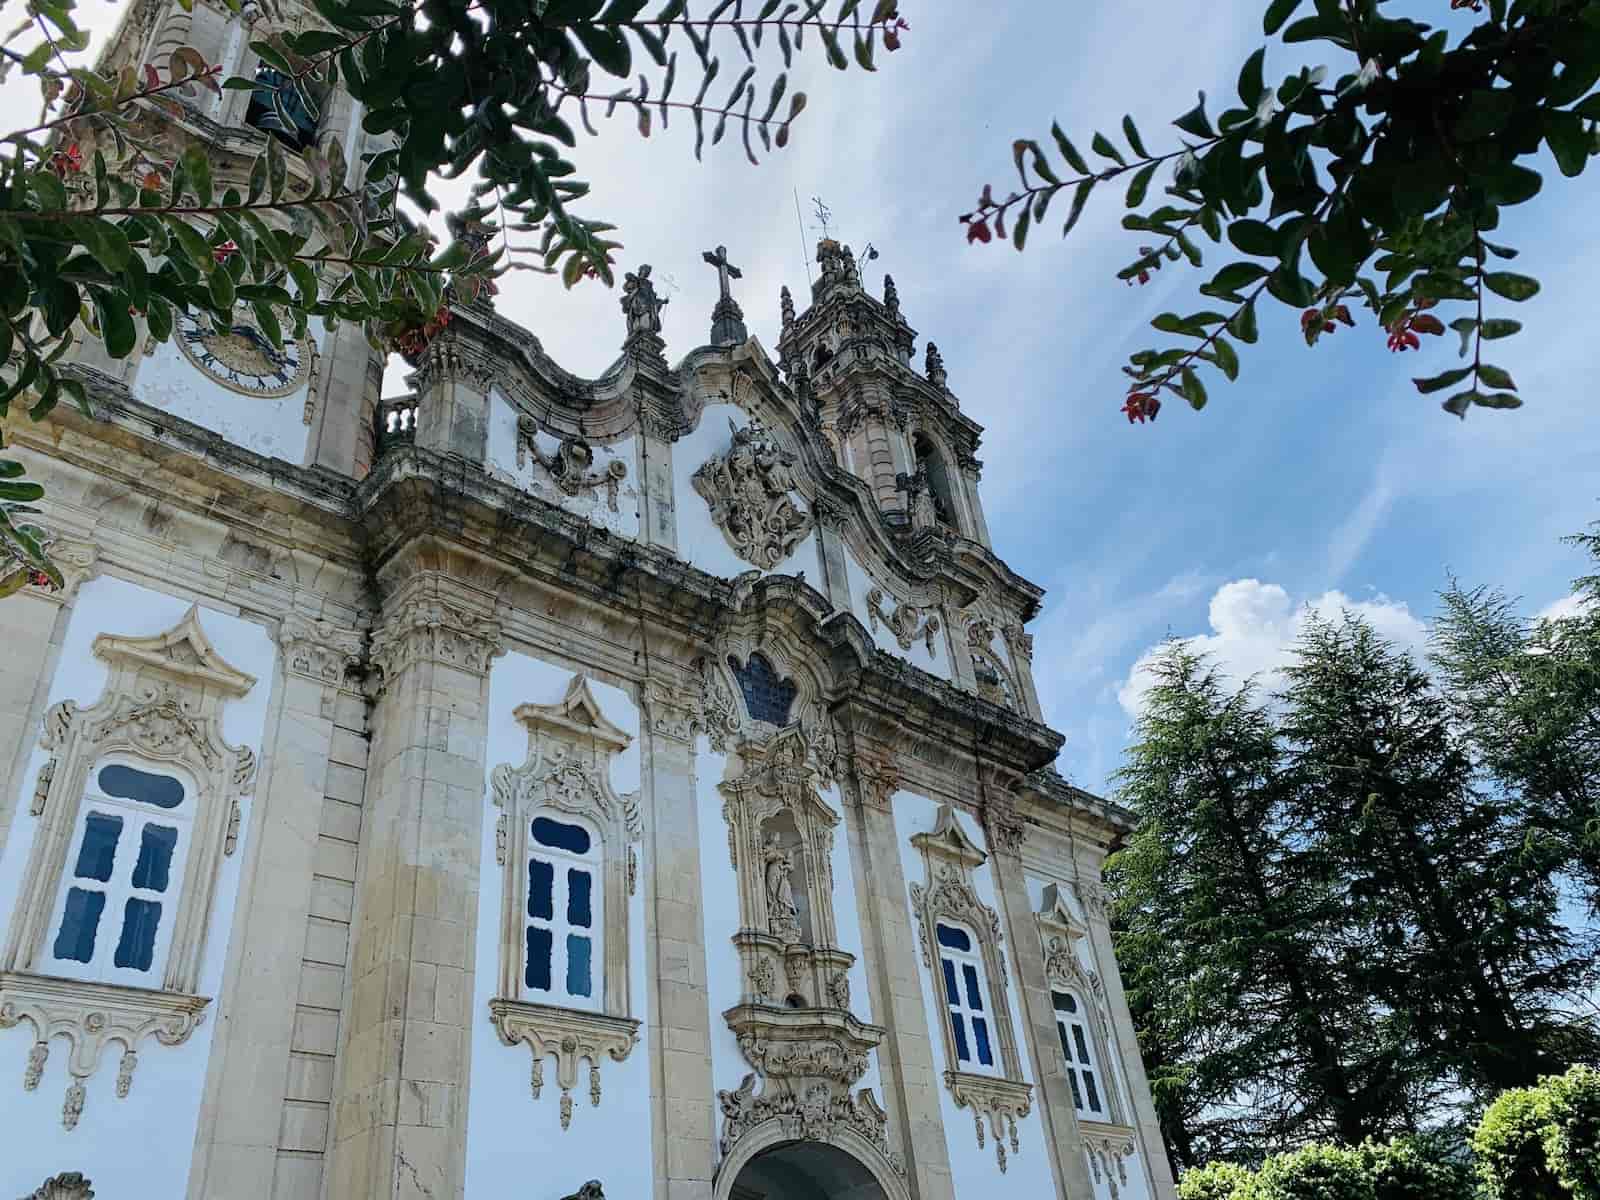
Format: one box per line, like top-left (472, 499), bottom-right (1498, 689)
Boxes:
top-left (30, 0), bottom-right (1600, 796)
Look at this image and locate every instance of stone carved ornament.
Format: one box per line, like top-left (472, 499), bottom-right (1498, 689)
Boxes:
top-left (21, 1174), bottom-right (94, 1200)
top-left (515, 419), bottom-right (628, 513)
top-left (368, 594), bottom-right (503, 683)
top-left (865, 587), bottom-right (941, 658)
top-left (4, 607), bottom-right (256, 1130)
top-left (1086, 1132), bottom-right (1138, 1200)
top-left (277, 612), bottom-right (364, 686)
top-left (908, 806), bottom-right (1033, 1173)
top-left (487, 676), bottom-right (641, 1130)
top-left (691, 417), bottom-right (813, 570)
top-left (965, 615), bottom-right (1020, 711)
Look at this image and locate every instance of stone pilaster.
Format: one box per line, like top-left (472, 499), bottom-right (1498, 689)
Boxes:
top-left (639, 679), bottom-right (717, 1200)
top-left (636, 414), bottom-right (680, 554)
top-left (307, 316), bottom-right (384, 475)
top-left (810, 499), bottom-right (854, 615)
top-left (1001, 623), bottom-right (1043, 722)
top-left (1077, 879), bottom-right (1178, 1200)
top-left (982, 773), bottom-right (1096, 1200)
top-left (188, 614), bottom-right (364, 1200)
top-left (411, 341), bottom-right (490, 463)
top-left (326, 583), bottom-right (502, 1200)
top-left (842, 757), bottom-right (956, 1200)
top-left (0, 538), bottom-right (97, 863)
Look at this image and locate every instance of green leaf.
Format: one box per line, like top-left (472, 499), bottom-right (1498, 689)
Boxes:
top-left (1062, 180), bottom-right (1093, 236)
top-left (1012, 205), bottom-right (1030, 251)
top-left (1442, 389), bottom-right (1479, 418)
top-left (1479, 318), bottom-right (1521, 340)
top-left (1412, 366), bottom-right (1471, 395)
top-left (1475, 391), bottom-right (1522, 409)
top-left (182, 144), bottom-right (214, 206)
top-left (92, 289), bottom-right (137, 359)
top-left (1173, 93), bottom-right (1214, 140)
top-left (1228, 299), bottom-right (1259, 343)
top-left (1181, 366), bottom-right (1207, 410)
top-left (1543, 109), bottom-right (1590, 178)
top-left (1227, 219), bottom-right (1278, 257)
top-left (1091, 131), bottom-right (1125, 166)
top-left (1207, 261), bottom-right (1268, 296)
top-left (1263, 0), bottom-right (1303, 33)
top-left (1481, 162), bottom-right (1542, 206)
top-left (1449, 316), bottom-right (1477, 358)
top-left (1477, 363), bottom-right (1516, 390)
top-left (1237, 47), bottom-right (1265, 106)
top-left (1212, 335), bottom-right (1239, 381)
top-left (1051, 123), bottom-right (1090, 175)
top-left (1125, 162), bottom-right (1157, 208)
top-left (0, 480), bottom-right (44, 503)
top-left (1483, 272), bottom-right (1540, 301)
top-left (1122, 115), bottom-right (1148, 159)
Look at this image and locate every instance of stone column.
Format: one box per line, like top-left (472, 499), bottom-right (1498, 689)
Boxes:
top-left (1000, 625), bottom-right (1042, 722)
top-left (187, 615), bottom-right (363, 1200)
top-left (638, 680), bottom-right (717, 1200)
top-left (307, 317), bottom-right (384, 475)
top-left (811, 500), bottom-right (854, 615)
top-left (842, 757), bottom-right (956, 1200)
top-left (0, 539), bottom-right (96, 861)
top-left (1077, 880), bottom-right (1178, 1200)
top-left (982, 778), bottom-right (1096, 1200)
top-left (325, 581), bottom-right (502, 1200)
top-left (411, 348), bottom-right (490, 463)
top-left (636, 415), bottom-right (680, 554)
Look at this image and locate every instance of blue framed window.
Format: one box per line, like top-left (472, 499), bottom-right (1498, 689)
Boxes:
top-left (729, 654), bottom-right (798, 725)
top-left (524, 814), bottom-right (601, 1007)
top-left (1053, 990), bottom-right (1105, 1116)
top-left (936, 921), bottom-right (995, 1072)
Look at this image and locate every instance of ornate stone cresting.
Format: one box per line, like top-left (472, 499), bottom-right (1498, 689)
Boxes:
top-left (277, 612), bottom-right (364, 685)
top-left (487, 676), bottom-right (641, 1127)
top-left (514, 421), bottom-right (628, 512)
top-left (716, 727), bottom-right (899, 1176)
top-left (909, 805), bottom-right (1032, 1172)
top-left (1, 606), bottom-right (255, 1130)
top-left (20, 1172), bottom-right (94, 1200)
top-left (691, 417), bottom-right (813, 570)
top-left (865, 587), bottom-right (942, 658)
top-left (368, 594), bottom-right (503, 682)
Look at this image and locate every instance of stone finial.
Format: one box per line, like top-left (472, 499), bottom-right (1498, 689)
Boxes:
top-left (883, 273), bottom-right (900, 317)
top-left (780, 285), bottom-right (795, 329)
top-left (702, 245), bottom-right (748, 346)
top-left (816, 238), bottom-right (845, 284)
top-left (924, 341), bottom-right (947, 389)
top-left (841, 244), bottom-right (860, 287)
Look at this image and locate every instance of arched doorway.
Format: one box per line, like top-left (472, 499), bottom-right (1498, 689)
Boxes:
top-left (725, 1140), bottom-right (892, 1200)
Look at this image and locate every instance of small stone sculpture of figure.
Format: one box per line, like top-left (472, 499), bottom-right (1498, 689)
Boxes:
top-left (883, 273), bottom-right (900, 316)
top-left (924, 340), bottom-right (948, 389)
top-left (621, 265), bottom-right (667, 336)
top-left (780, 285), bottom-right (796, 329)
top-left (763, 832), bottom-right (802, 942)
top-left (558, 1183), bottom-right (605, 1200)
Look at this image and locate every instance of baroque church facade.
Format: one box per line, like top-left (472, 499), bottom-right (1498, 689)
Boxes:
top-left (0, 3), bottom-right (1177, 1198)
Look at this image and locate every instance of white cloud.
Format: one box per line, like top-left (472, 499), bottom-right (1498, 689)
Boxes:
top-left (1115, 579), bottom-right (1430, 719)
top-left (1537, 593), bottom-right (1596, 623)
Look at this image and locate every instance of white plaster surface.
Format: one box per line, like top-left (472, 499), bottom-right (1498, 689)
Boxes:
top-left (0, 577), bottom-right (274, 1200)
top-left (892, 792), bottom-right (1055, 1200)
top-left (696, 743), bottom-right (747, 1103)
top-left (673, 403), bottom-right (824, 582)
top-left (844, 549), bottom-right (953, 681)
top-left (484, 390), bottom-right (642, 540)
top-left (465, 652), bottom-right (652, 1200)
top-left (132, 320), bottom-right (325, 464)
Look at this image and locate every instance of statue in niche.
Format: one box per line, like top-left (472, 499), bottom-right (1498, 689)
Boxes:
top-left (763, 832), bottom-right (803, 944)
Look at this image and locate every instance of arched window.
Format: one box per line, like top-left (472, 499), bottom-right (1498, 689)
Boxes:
top-left (1052, 990), bottom-right (1105, 1117)
top-left (49, 758), bottom-right (196, 983)
top-left (936, 921), bottom-right (997, 1073)
top-left (245, 65), bottom-right (321, 151)
top-left (913, 433), bottom-right (957, 530)
top-left (524, 814), bottom-right (602, 1009)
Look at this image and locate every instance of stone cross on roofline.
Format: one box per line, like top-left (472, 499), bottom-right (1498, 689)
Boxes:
top-left (703, 244), bottom-right (749, 347)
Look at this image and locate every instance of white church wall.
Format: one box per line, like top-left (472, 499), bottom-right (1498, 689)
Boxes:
top-left (673, 403), bottom-right (822, 582)
top-left (820, 781), bottom-right (882, 1101)
top-left (133, 319), bottom-right (326, 464)
top-left (892, 792), bottom-right (1056, 1200)
top-left (484, 390), bottom-right (642, 540)
top-left (0, 577), bottom-right (274, 1200)
top-left (465, 651), bottom-right (652, 1200)
top-left (843, 550), bottom-right (954, 681)
top-left (695, 742), bottom-right (747, 1102)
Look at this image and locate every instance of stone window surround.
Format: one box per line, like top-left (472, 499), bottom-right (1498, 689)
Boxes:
top-left (487, 674), bottom-right (642, 1130)
top-left (0, 605), bottom-right (258, 1130)
top-left (908, 803), bottom-right (1033, 1173)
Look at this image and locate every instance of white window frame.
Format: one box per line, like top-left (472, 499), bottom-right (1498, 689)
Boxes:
top-left (523, 812), bottom-right (603, 1012)
top-left (936, 920), bottom-right (999, 1076)
top-left (47, 755), bottom-right (197, 986)
top-left (1053, 988), bottom-right (1107, 1118)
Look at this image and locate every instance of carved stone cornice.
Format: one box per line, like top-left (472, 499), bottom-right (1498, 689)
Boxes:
top-left (276, 613), bottom-right (364, 685)
top-left (640, 677), bottom-right (697, 745)
top-left (487, 1000), bottom-right (640, 1131)
top-left (368, 595), bottom-right (503, 682)
top-left (0, 972), bottom-right (210, 1130)
top-left (945, 1070), bottom-right (1034, 1174)
top-left (848, 754), bottom-right (898, 811)
top-left (21, 536), bottom-right (99, 605)
top-left (1074, 879), bottom-right (1110, 924)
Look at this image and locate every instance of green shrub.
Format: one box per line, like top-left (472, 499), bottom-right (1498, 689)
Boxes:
top-left (1245, 1143), bottom-right (1373, 1200)
top-left (1474, 1083), bottom-right (1561, 1200)
top-left (1178, 1161), bottom-right (1255, 1200)
top-left (1359, 1135), bottom-right (1470, 1200)
top-left (1544, 1066), bottom-right (1600, 1200)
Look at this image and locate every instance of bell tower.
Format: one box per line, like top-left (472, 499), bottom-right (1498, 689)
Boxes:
top-left (75, 0), bottom-right (384, 477)
top-left (776, 240), bottom-right (992, 546)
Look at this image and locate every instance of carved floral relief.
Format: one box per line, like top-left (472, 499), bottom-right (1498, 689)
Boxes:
top-left (691, 418), bottom-right (813, 570)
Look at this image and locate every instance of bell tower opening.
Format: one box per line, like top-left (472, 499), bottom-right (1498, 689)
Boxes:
top-left (912, 433), bottom-right (957, 530)
top-left (726, 1140), bottom-right (891, 1200)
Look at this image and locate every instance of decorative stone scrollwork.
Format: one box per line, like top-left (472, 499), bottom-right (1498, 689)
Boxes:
top-left (695, 654), bottom-right (742, 753)
top-left (0, 973), bottom-right (209, 1130)
top-left (21, 1172), bottom-right (95, 1200)
top-left (981, 769), bottom-right (1027, 858)
top-left (369, 594), bottom-right (503, 681)
top-left (947, 1070), bottom-right (1033, 1174)
top-left (488, 1000), bottom-right (639, 1131)
top-left (965, 614), bottom-right (1020, 711)
top-left (276, 613), bottom-right (364, 685)
top-left (691, 417), bottom-right (813, 570)
top-left (865, 587), bottom-right (941, 658)
top-left (1002, 622), bottom-right (1034, 664)
top-left (515, 420), bottom-right (628, 513)
top-left (1084, 1127), bottom-right (1138, 1199)
top-left (640, 677), bottom-right (697, 745)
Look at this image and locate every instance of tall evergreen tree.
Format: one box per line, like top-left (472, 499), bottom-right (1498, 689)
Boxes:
top-left (1110, 647), bottom-right (1427, 1167)
top-left (1280, 614), bottom-right (1598, 1097)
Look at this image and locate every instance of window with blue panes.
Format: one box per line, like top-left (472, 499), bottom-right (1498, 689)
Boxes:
top-left (50, 759), bottom-right (192, 984)
top-left (1052, 990), bottom-right (1105, 1117)
top-left (525, 814), bottom-right (601, 1009)
top-left (935, 921), bottom-right (997, 1073)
